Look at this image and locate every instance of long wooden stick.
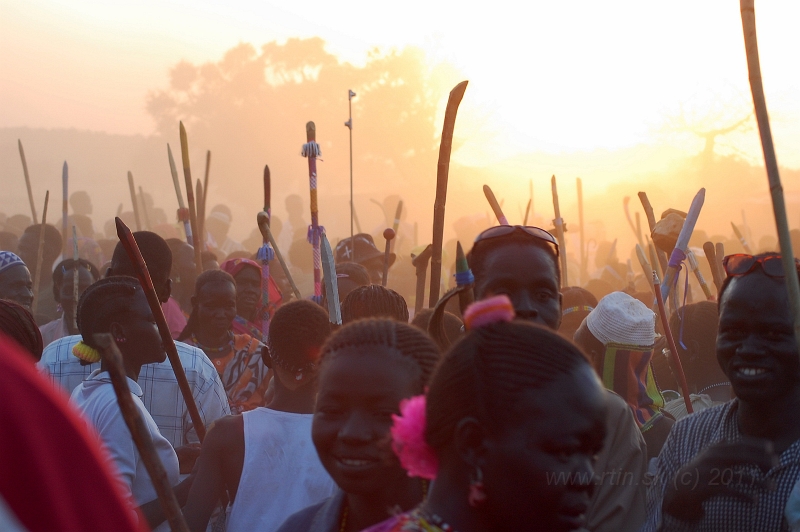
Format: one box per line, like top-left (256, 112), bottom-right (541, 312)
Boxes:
top-left (391, 200), bottom-right (403, 253)
top-left (168, 144), bottom-right (192, 245)
top-left (179, 122), bottom-right (204, 278)
top-left (551, 175), bottom-right (569, 287)
top-left (202, 150), bottom-right (211, 224)
top-left (703, 242), bottom-right (723, 294)
top-left (258, 212), bottom-right (301, 300)
top-left (653, 272), bottom-right (693, 414)
top-left (577, 178), bottom-right (586, 285)
top-left (430, 81), bottom-right (468, 307)
top-left (115, 218), bottom-right (206, 443)
top-left (412, 245), bottom-right (433, 314)
top-left (382, 229), bottom-right (395, 287)
top-left (483, 185), bottom-right (509, 225)
top-left (303, 122), bottom-right (323, 301)
top-left (18, 140), bottom-right (38, 224)
top-left (731, 222), bottom-right (753, 254)
top-left (741, 0), bottom-right (800, 351)
top-left (139, 186), bottom-right (152, 231)
top-left (638, 192), bottom-right (669, 275)
top-left (62, 162), bottom-right (69, 256)
top-left (31, 191), bottom-right (49, 316)
top-left (93, 333), bottom-right (189, 532)
top-left (195, 180), bottom-right (204, 249)
top-left (72, 226), bottom-right (79, 331)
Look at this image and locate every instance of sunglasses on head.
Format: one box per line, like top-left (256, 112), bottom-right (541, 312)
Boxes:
top-left (473, 225), bottom-right (559, 255)
top-left (722, 253), bottom-right (800, 279)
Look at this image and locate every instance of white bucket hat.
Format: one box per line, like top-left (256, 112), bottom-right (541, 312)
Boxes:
top-left (586, 291), bottom-right (656, 347)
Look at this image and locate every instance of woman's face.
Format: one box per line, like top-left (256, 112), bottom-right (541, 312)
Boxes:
top-left (313, 347), bottom-right (419, 495)
top-left (196, 281), bottom-right (237, 336)
top-left (233, 267), bottom-right (261, 320)
top-left (117, 291), bottom-right (164, 366)
top-left (483, 364), bottom-right (607, 532)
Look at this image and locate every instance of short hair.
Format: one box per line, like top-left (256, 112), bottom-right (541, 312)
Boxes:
top-left (468, 231), bottom-right (560, 287)
top-left (77, 277), bottom-right (142, 350)
top-left (669, 301), bottom-right (719, 387)
top-left (177, 270), bottom-right (236, 341)
top-left (341, 285), bottom-right (409, 324)
top-left (110, 231), bottom-right (172, 283)
top-left (23, 224), bottom-right (63, 260)
top-left (52, 259), bottom-right (101, 300)
top-left (425, 321), bottom-right (590, 452)
top-left (0, 300), bottom-right (43, 361)
top-left (335, 262), bottom-right (371, 287)
top-left (268, 300), bottom-right (331, 372)
top-left (320, 319), bottom-right (440, 392)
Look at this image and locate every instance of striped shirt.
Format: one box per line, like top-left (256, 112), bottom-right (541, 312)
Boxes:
top-left (38, 335), bottom-right (231, 448)
top-left (643, 399), bottom-right (800, 531)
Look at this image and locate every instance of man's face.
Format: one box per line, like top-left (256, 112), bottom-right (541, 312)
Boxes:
top-left (474, 243), bottom-right (562, 330)
top-left (172, 244), bottom-right (197, 295)
top-left (717, 272), bottom-right (800, 403)
top-left (0, 265), bottom-right (34, 310)
top-left (58, 267), bottom-right (96, 322)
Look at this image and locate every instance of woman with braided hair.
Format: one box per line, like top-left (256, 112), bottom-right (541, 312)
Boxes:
top-left (366, 296), bottom-right (608, 532)
top-left (70, 276), bottom-right (192, 532)
top-left (276, 318), bottom-right (440, 532)
top-left (178, 269), bottom-right (268, 413)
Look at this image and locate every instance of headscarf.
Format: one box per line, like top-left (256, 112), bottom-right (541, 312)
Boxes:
top-left (0, 251), bottom-right (25, 275)
top-left (220, 258), bottom-right (282, 342)
top-left (0, 299), bottom-right (43, 361)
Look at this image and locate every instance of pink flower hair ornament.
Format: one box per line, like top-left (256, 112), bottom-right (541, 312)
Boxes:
top-left (390, 395), bottom-right (439, 480)
top-left (463, 294), bottom-right (515, 330)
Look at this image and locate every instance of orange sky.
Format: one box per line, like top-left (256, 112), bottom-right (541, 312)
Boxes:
top-left (2, 0), bottom-right (799, 169)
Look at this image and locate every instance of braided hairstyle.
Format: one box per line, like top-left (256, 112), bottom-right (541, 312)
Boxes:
top-left (425, 320), bottom-right (590, 452)
top-left (268, 299), bottom-right (332, 374)
top-left (52, 258), bottom-right (101, 301)
top-left (341, 285), bottom-right (409, 324)
top-left (320, 319), bottom-right (440, 392)
top-left (177, 269), bottom-right (235, 341)
top-left (468, 231), bottom-right (560, 290)
top-left (0, 299), bottom-right (43, 361)
top-left (77, 276), bottom-right (141, 350)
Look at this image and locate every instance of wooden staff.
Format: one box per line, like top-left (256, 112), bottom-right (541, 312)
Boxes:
top-left (382, 228), bottom-right (395, 287)
top-left (302, 122), bottom-right (323, 301)
top-left (202, 150), bottom-right (211, 224)
top-left (483, 185), bottom-right (509, 225)
top-left (179, 122), bottom-right (204, 278)
top-left (115, 218), bottom-right (206, 442)
top-left (139, 186), bottom-right (152, 231)
top-left (577, 177), bottom-right (586, 285)
top-left (260, 165), bottom-right (272, 324)
top-left (391, 200), bottom-right (403, 253)
top-left (686, 249), bottom-right (714, 300)
top-left (72, 226), bottom-right (79, 330)
top-left (168, 144), bottom-right (192, 245)
top-left (429, 80), bottom-right (468, 307)
top-left (715, 242), bottom-right (726, 281)
top-left (523, 199), bottom-right (532, 226)
top-left (638, 192), bottom-right (669, 274)
top-left (126, 172), bottom-right (142, 232)
top-left (635, 244), bottom-right (656, 296)
top-left (660, 188), bottom-right (705, 304)
top-left (31, 191), bottom-right (49, 316)
top-left (18, 140), bottom-right (38, 224)
top-left (653, 272), bottom-right (693, 414)
top-left (195, 180), bottom-right (205, 248)
top-left (93, 333), bottom-right (189, 532)
top-left (258, 212), bottom-right (301, 300)
top-left (412, 245), bottom-right (433, 315)
top-left (551, 175), bottom-right (569, 287)
top-left (62, 162), bottom-right (68, 256)
top-left (703, 242), bottom-right (723, 294)
top-left (731, 222), bottom-right (753, 253)
top-left (741, 0), bottom-right (800, 350)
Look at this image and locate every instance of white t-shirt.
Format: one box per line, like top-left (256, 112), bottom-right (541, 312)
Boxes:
top-left (71, 370), bottom-right (180, 531)
top-left (226, 408), bottom-right (336, 532)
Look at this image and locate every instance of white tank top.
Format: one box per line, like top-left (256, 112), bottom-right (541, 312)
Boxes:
top-left (226, 408), bottom-right (336, 532)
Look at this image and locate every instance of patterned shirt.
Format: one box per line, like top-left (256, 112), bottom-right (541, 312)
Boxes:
top-left (38, 335), bottom-right (231, 448)
top-left (643, 399), bottom-right (800, 531)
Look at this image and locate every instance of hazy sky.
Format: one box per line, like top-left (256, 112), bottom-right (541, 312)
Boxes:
top-left (2, 0), bottom-right (799, 167)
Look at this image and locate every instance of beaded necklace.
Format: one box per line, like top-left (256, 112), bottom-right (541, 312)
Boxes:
top-left (191, 332), bottom-right (235, 356)
top-left (338, 480), bottom-right (429, 532)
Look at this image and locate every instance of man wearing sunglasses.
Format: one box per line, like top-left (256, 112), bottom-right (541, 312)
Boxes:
top-left (468, 225), bottom-right (648, 532)
top-left (645, 252), bottom-right (800, 531)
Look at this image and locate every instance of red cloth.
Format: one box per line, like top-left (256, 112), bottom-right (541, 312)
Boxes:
top-left (0, 333), bottom-right (144, 532)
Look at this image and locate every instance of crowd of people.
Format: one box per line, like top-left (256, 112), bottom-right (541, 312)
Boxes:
top-left (1, 189), bottom-right (800, 532)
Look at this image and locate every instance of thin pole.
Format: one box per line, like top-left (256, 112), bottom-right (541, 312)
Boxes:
top-left (18, 140), bottom-right (38, 224)
top-left (31, 191), bottom-right (49, 317)
top-left (740, 0), bottom-right (800, 352)
top-left (62, 162), bottom-right (68, 256)
top-left (346, 90), bottom-right (356, 254)
top-left (577, 178), bottom-right (585, 285)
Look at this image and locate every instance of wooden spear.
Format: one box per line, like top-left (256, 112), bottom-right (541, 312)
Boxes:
top-left (202, 150), bottom-right (211, 223)
top-left (31, 191), bottom-right (49, 316)
top-left (731, 222), bottom-right (753, 254)
top-left (257, 212), bottom-right (301, 300)
top-left (179, 122), bottom-right (204, 278)
top-left (382, 228), bottom-right (395, 287)
top-left (93, 333), bottom-right (189, 532)
top-left (740, 0), bottom-right (800, 350)
top-left (653, 272), bottom-right (693, 414)
top-left (551, 175), bottom-right (569, 287)
top-left (127, 172), bottom-right (142, 232)
top-left (62, 162), bottom-right (68, 256)
top-left (577, 178), bottom-right (586, 285)
top-left (195, 180), bottom-right (205, 248)
top-left (18, 140), bottom-right (38, 224)
top-left (430, 80), bottom-right (468, 307)
top-left (115, 217), bottom-right (206, 443)
top-left (703, 242), bottom-right (723, 294)
top-left (168, 144), bottom-right (192, 245)
top-left (483, 185), bottom-right (509, 225)
top-left (139, 186), bottom-right (152, 231)
top-left (391, 200), bottom-right (403, 253)
top-left (72, 226), bottom-right (79, 331)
